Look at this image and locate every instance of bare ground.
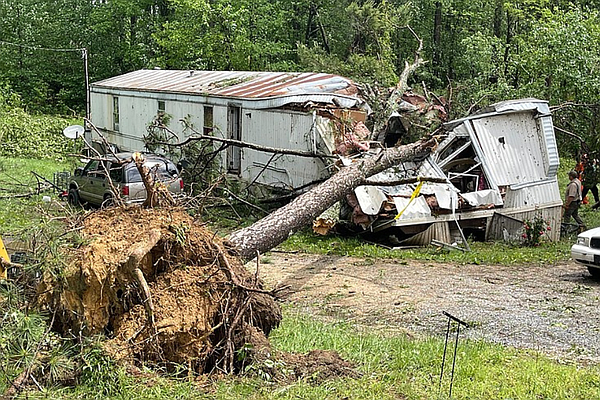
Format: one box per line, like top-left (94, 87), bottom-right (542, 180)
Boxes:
top-left (256, 253), bottom-right (600, 364)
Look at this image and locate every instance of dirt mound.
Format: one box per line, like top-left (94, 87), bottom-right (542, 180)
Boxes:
top-left (281, 350), bottom-right (360, 382)
top-left (37, 207), bottom-right (281, 373)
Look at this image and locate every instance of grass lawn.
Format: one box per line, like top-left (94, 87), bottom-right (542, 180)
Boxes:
top-left (2, 156), bottom-right (600, 399)
top-left (0, 156), bottom-right (75, 233)
top-left (35, 311), bottom-right (600, 399)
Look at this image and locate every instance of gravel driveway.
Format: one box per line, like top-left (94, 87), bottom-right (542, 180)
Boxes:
top-left (257, 253), bottom-right (600, 364)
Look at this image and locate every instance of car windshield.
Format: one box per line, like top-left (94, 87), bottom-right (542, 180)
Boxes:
top-left (126, 161), bottom-right (178, 183)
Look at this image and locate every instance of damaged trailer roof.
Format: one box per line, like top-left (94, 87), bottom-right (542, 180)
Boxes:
top-left (353, 98), bottom-right (562, 232)
top-left (91, 69), bottom-right (369, 111)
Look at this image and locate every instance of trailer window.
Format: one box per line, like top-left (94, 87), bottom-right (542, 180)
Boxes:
top-left (204, 106), bottom-right (213, 135)
top-left (113, 96), bottom-right (120, 131)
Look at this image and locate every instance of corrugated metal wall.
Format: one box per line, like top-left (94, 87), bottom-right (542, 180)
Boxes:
top-left (486, 206), bottom-right (562, 242)
top-left (504, 180), bottom-right (562, 208)
top-left (486, 212), bottom-right (525, 241)
top-left (540, 115), bottom-right (560, 177)
top-left (471, 114), bottom-right (547, 186)
top-left (240, 109), bottom-right (328, 189)
top-left (403, 222), bottom-right (451, 246)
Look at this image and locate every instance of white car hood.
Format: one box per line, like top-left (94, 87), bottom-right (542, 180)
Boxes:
top-left (578, 227), bottom-right (600, 239)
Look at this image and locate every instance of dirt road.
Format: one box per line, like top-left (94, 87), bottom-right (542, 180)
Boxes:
top-left (256, 253), bottom-right (600, 364)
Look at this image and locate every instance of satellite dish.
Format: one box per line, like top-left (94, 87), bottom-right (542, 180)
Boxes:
top-left (63, 125), bottom-right (84, 139)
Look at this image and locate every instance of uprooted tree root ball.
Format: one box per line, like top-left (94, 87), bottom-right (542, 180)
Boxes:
top-left (36, 207), bottom-right (282, 374)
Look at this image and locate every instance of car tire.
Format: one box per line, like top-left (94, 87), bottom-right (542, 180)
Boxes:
top-left (101, 194), bottom-right (114, 208)
top-left (587, 266), bottom-right (600, 279)
top-left (67, 189), bottom-right (81, 206)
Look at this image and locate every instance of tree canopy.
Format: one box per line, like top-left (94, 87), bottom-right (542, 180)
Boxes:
top-left (1, 0), bottom-right (600, 155)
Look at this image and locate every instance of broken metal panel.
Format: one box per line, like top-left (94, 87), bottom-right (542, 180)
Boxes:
top-left (437, 139), bottom-right (473, 169)
top-left (487, 212), bottom-right (524, 242)
top-left (315, 116), bottom-right (336, 154)
top-left (355, 185), bottom-right (388, 215)
top-left (432, 186), bottom-right (455, 209)
top-left (392, 196), bottom-right (432, 220)
top-left (490, 206), bottom-right (562, 242)
top-left (350, 98), bottom-right (562, 244)
top-left (503, 178), bottom-right (562, 208)
top-left (488, 98), bottom-right (548, 114)
top-left (469, 114), bottom-right (547, 186)
top-left (402, 222), bottom-right (451, 246)
top-left (539, 114), bottom-right (560, 178)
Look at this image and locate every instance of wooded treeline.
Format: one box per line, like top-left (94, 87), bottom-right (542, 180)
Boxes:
top-left (2, 0), bottom-right (600, 155)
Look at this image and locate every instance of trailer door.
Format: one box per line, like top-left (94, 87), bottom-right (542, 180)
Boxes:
top-left (227, 105), bottom-right (241, 174)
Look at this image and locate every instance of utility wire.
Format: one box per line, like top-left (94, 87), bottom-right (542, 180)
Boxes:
top-left (0, 39), bottom-right (91, 120)
top-left (0, 39), bottom-right (85, 53)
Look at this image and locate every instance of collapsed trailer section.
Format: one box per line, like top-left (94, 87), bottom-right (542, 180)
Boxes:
top-left (347, 99), bottom-right (562, 244)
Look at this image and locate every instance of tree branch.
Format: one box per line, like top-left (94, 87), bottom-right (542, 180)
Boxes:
top-left (362, 176), bottom-right (448, 186)
top-left (148, 120), bottom-right (336, 160)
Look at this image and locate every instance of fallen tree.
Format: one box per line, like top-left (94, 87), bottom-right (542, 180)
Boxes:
top-left (227, 138), bottom-right (436, 260)
top-left (18, 26), bottom-right (437, 388)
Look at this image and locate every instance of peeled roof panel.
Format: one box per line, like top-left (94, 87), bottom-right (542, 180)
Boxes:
top-left (91, 70), bottom-right (358, 100)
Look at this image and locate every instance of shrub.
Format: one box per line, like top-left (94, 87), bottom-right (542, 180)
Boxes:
top-left (522, 215), bottom-right (552, 247)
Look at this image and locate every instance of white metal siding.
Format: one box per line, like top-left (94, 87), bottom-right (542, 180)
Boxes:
top-left (498, 206), bottom-right (562, 242)
top-left (241, 109), bottom-right (327, 189)
top-left (504, 179), bottom-right (562, 208)
top-left (470, 113), bottom-right (547, 186)
top-left (540, 115), bottom-right (559, 177)
top-left (91, 92), bottom-right (211, 152)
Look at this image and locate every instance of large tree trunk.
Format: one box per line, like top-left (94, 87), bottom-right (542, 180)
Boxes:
top-left (227, 139), bottom-right (435, 260)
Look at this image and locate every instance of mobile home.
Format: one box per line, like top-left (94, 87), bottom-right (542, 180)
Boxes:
top-left (89, 69), bottom-right (369, 192)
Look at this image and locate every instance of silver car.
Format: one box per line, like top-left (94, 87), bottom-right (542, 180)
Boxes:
top-left (571, 226), bottom-right (600, 278)
top-left (67, 153), bottom-right (183, 207)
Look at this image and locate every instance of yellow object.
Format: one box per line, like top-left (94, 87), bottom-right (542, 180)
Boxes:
top-left (394, 179), bottom-right (425, 220)
top-left (0, 236), bottom-right (9, 279)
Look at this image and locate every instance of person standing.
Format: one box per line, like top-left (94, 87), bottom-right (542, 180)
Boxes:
top-left (582, 158), bottom-right (600, 205)
top-left (564, 170), bottom-right (586, 232)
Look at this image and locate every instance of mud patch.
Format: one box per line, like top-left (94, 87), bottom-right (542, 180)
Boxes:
top-left (257, 252), bottom-right (600, 363)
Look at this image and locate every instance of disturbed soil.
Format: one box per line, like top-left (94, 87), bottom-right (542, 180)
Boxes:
top-left (37, 207), bottom-right (282, 374)
top-left (257, 252), bottom-right (600, 364)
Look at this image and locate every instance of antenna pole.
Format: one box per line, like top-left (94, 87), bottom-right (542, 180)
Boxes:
top-left (83, 48), bottom-right (90, 124)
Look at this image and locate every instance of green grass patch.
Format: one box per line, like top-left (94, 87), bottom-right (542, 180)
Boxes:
top-left (0, 157), bottom-right (75, 233)
top-left (28, 310), bottom-right (600, 399)
top-left (278, 229), bottom-right (573, 266)
top-left (270, 311), bottom-right (600, 399)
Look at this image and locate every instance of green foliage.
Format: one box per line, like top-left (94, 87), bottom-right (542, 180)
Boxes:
top-left (154, 0), bottom-right (299, 71)
top-left (0, 282), bottom-right (77, 393)
top-left (297, 0), bottom-right (414, 86)
top-left (298, 44), bottom-right (399, 87)
top-left (77, 341), bottom-right (130, 398)
top-left (0, 95), bottom-right (81, 160)
top-left (3, 0), bottom-right (600, 158)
